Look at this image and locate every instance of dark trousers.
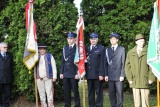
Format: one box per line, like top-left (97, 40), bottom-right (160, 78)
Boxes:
top-left (108, 81), bottom-right (123, 107)
top-left (0, 83), bottom-right (11, 107)
top-left (63, 78), bottom-right (81, 107)
top-left (87, 79), bottom-right (103, 107)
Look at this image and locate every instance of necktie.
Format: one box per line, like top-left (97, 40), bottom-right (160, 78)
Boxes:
top-left (91, 46), bottom-right (94, 50)
top-left (112, 47), bottom-right (114, 53)
top-left (69, 46), bottom-right (72, 50)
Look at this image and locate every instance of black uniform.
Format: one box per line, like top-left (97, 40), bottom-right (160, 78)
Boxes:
top-left (60, 44), bottom-right (81, 107)
top-left (86, 44), bottom-right (105, 107)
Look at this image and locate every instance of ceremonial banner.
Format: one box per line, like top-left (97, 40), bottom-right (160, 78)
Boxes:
top-left (74, 16), bottom-right (86, 78)
top-left (147, 2), bottom-right (160, 80)
top-left (23, 0), bottom-right (38, 70)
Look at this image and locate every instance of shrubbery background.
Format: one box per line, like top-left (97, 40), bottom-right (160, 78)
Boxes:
top-left (0, 0), bottom-right (156, 101)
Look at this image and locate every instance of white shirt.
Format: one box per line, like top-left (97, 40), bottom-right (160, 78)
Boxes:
top-left (137, 47), bottom-right (143, 55)
top-left (69, 44), bottom-right (75, 48)
top-left (90, 45), bottom-right (96, 50)
top-left (1, 52), bottom-right (6, 57)
top-left (112, 44), bottom-right (118, 51)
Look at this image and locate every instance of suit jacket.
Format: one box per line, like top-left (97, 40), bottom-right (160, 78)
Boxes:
top-left (105, 45), bottom-right (125, 81)
top-left (85, 44), bottom-right (105, 79)
top-left (0, 52), bottom-right (13, 83)
top-left (60, 44), bottom-right (78, 78)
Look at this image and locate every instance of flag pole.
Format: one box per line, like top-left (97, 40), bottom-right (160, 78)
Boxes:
top-left (34, 66), bottom-right (39, 107)
top-left (157, 79), bottom-right (160, 107)
top-left (83, 77), bottom-right (86, 107)
top-left (157, 0), bottom-right (160, 105)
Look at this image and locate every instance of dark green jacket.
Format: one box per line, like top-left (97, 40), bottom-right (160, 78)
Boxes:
top-left (125, 46), bottom-right (155, 88)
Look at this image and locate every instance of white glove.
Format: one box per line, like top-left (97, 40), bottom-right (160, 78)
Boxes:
top-left (60, 74), bottom-right (64, 79)
top-left (105, 76), bottom-right (108, 82)
top-left (119, 77), bottom-right (124, 81)
top-left (129, 81), bottom-right (133, 84)
top-left (75, 74), bottom-right (79, 79)
top-left (148, 80), bottom-right (153, 84)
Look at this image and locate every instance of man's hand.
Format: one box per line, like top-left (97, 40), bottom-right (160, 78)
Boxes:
top-left (52, 78), bottom-right (56, 82)
top-left (129, 81), bottom-right (133, 84)
top-left (149, 80), bottom-right (153, 84)
top-left (75, 74), bottom-right (79, 79)
top-left (99, 76), bottom-right (104, 81)
top-left (60, 74), bottom-right (64, 79)
top-left (120, 77), bottom-right (124, 82)
top-left (105, 76), bottom-right (108, 82)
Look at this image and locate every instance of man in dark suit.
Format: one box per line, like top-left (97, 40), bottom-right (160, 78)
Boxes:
top-left (0, 42), bottom-right (13, 107)
top-left (105, 32), bottom-right (125, 107)
top-left (60, 32), bottom-right (81, 107)
top-left (86, 33), bottom-right (105, 107)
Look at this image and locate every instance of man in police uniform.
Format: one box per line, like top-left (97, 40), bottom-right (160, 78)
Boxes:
top-left (86, 33), bottom-right (105, 107)
top-left (105, 32), bottom-right (125, 107)
top-left (60, 32), bottom-right (81, 107)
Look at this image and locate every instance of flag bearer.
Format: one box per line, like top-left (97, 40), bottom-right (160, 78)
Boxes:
top-left (60, 32), bottom-right (81, 107)
top-left (85, 33), bottom-right (105, 107)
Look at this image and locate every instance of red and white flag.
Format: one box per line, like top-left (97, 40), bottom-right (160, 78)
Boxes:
top-left (74, 16), bottom-right (86, 78)
top-left (23, 0), bottom-right (38, 71)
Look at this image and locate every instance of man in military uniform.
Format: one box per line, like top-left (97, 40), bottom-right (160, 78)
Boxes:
top-left (60, 32), bottom-right (81, 107)
top-left (86, 33), bottom-right (105, 107)
top-left (105, 32), bottom-right (125, 107)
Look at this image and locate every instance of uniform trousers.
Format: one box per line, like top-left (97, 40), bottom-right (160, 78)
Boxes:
top-left (87, 79), bottom-right (103, 107)
top-left (0, 83), bottom-right (11, 107)
top-left (132, 88), bottom-right (149, 107)
top-left (108, 81), bottom-right (123, 107)
top-left (37, 77), bottom-right (54, 107)
top-left (63, 78), bottom-right (81, 107)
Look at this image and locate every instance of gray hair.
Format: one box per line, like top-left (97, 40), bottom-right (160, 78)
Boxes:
top-left (0, 42), bottom-right (8, 47)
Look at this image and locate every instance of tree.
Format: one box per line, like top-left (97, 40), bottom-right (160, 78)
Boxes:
top-left (0, 0), bottom-right (156, 101)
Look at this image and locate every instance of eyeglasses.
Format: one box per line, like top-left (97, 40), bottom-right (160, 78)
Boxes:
top-left (3, 47), bottom-right (8, 48)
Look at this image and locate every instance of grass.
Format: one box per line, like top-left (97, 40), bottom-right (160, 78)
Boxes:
top-left (11, 82), bottom-right (157, 107)
top-left (55, 82), bottom-right (157, 107)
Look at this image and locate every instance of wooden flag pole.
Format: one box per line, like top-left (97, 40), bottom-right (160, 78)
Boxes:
top-left (34, 66), bottom-right (38, 107)
top-left (83, 77), bottom-right (86, 107)
top-left (157, 79), bottom-right (160, 107)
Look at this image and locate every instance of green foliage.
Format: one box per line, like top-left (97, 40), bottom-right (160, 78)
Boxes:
top-left (0, 0), bottom-right (157, 101)
top-left (82, 0), bottom-right (154, 50)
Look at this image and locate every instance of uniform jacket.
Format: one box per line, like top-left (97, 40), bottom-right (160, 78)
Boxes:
top-left (125, 46), bottom-right (155, 88)
top-left (60, 44), bottom-right (78, 78)
top-left (0, 52), bottom-right (13, 83)
top-left (85, 44), bottom-right (105, 79)
top-left (105, 45), bottom-right (125, 81)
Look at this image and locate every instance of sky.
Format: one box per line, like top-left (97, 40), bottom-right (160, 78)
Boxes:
top-left (73, 0), bottom-right (82, 16)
